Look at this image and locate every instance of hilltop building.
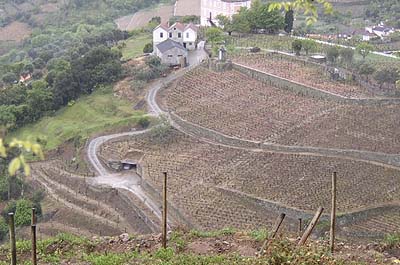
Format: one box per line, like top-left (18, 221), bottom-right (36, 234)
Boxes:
top-left (152, 22), bottom-right (198, 66)
top-left (201, 0), bottom-right (252, 26)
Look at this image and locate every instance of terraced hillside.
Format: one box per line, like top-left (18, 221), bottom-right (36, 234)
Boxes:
top-left (99, 128), bottom-right (400, 236)
top-left (162, 66), bottom-right (400, 154)
top-left (232, 53), bottom-right (382, 98)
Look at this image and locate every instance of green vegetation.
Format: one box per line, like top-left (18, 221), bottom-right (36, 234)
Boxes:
top-left (217, 0), bottom-right (284, 35)
top-left (384, 233), bottom-right (400, 248)
top-left (121, 33), bottom-right (152, 60)
top-left (0, 230), bottom-right (378, 264)
top-left (365, 0), bottom-right (400, 28)
top-left (10, 88), bottom-right (145, 150)
top-left (248, 229), bottom-right (269, 242)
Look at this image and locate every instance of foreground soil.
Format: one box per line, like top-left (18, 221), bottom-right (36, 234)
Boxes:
top-left (0, 230), bottom-right (398, 264)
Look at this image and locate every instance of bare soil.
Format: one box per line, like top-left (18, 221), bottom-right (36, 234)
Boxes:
top-left (0, 21), bottom-right (32, 42)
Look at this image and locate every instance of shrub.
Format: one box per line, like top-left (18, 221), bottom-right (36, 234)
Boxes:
top-left (384, 233), bottom-right (400, 248)
top-left (138, 116), bottom-right (150, 128)
top-left (15, 199), bottom-right (33, 226)
top-left (0, 217), bottom-right (8, 241)
top-left (143, 42), bottom-right (153, 53)
top-left (292, 40), bottom-right (302, 55)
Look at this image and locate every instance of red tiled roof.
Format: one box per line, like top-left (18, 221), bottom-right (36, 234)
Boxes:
top-left (184, 23), bottom-right (198, 32)
top-left (171, 22), bottom-right (185, 31)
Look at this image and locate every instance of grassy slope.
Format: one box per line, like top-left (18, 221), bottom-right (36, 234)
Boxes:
top-left (9, 88), bottom-right (144, 150)
top-left (121, 33), bottom-right (152, 60)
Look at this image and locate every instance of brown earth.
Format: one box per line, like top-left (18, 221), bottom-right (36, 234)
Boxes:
top-left (0, 21), bottom-right (31, 42)
top-left (115, 4), bottom-right (174, 31)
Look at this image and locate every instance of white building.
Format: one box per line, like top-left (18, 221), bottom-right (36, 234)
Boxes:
top-left (200, 0), bottom-right (252, 26)
top-left (365, 23), bottom-right (395, 39)
top-left (153, 22), bottom-right (198, 51)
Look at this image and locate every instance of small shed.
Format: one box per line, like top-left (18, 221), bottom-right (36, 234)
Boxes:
top-left (120, 159), bottom-right (138, 170)
top-left (155, 39), bottom-right (188, 67)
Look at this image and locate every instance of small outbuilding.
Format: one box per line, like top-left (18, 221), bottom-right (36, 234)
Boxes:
top-left (155, 39), bottom-right (188, 67)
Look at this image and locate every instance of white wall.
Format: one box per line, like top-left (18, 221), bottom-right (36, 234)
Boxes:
top-left (183, 28), bottom-right (197, 43)
top-left (201, 0), bottom-right (252, 26)
top-left (153, 27), bottom-right (168, 45)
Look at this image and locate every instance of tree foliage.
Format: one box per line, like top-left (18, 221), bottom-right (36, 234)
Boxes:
top-left (269, 0), bottom-right (333, 25)
top-left (284, 9), bottom-right (294, 33)
top-left (292, 40), bottom-right (302, 56)
top-left (356, 43), bottom-right (374, 60)
top-left (301, 39), bottom-right (316, 55)
top-left (326, 46), bottom-right (339, 63)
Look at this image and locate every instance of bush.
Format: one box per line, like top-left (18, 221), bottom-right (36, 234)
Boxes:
top-left (138, 116), bottom-right (150, 128)
top-left (292, 40), bottom-right (302, 56)
top-left (143, 42), bottom-right (153, 53)
top-left (15, 199), bottom-right (33, 226)
top-left (0, 177), bottom-right (8, 201)
top-left (0, 217), bottom-right (8, 241)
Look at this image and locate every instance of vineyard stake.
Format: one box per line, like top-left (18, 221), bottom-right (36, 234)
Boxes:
top-left (330, 172), bottom-right (337, 254)
top-left (259, 213), bottom-right (286, 255)
top-left (9, 213), bottom-right (17, 265)
top-left (32, 208), bottom-right (36, 225)
top-left (162, 172), bottom-right (168, 248)
top-left (298, 207), bottom-right (324, 246)
top-left (31, 225), bottom-right (37, 265)
top-left (31, 207), bottom-right (37, 265)
top-left (298, 218), bottom-right (302, 237)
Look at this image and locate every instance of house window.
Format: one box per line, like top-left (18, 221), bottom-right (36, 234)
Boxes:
top-left (189, 42), bottom-right (192, 46)
top-left (178, 55), bottom-right (183, 57)
top-left (168, 55), bottom-right (173, 57)
top-left (160, 32), bottom-right (164, 38)
top-left (169, 32), bottom-right (172, 38)
top-left (178, 33), bottom-right (182, 38)
top-left (174, 27), bottom-right (176, 30)
top-left (186, 32), bottom-right (189, 38)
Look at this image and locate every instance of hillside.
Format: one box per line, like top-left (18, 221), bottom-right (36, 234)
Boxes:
top-left (0, 230), bottom-right (399, 264)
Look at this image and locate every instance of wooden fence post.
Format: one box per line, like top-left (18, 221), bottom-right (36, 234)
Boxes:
top-left (9, 213), bottom-right (17, 265)
top-left (259, 213), bottom-right (286, 255)
top-left (31, 207), bottom-right (37, 265)
top-left (32, 208), bottom-right (36, 225)
top-left (298, 218), bottom-right (302, 237)
top-left (31, 225), bottom-right (37, 265)
top-left (162, 172), bottom-right (168, 248)
top-left (298, 207), bottom-right (324, 246)
top-left (330, 172), bottom-right (337, 254)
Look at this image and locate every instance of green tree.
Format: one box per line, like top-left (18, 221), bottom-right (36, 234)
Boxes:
top-left (326, 46), bottom-right (339, 63)
top-left (374, 67), bottom-right (400, 88)
top-left (2, 72), bottom-right (18, 84)
top-left (143, 42), bottom-right (153, 53)
top-left (284, 9), bottom-right (294, 33)
top-left (269, 0), bottom-right (333, 25)
top-left (356, 43), bottom-right (374, 60)
top-left (206, 27), bottom-right (224, 46)
top-left (216, 15), bottom-right (234, 35)
top-left (231, 12), bottom-right (251, 34)
top-left (292, 39), bottom-right (302, 55)
top-left (301, 39), bottom-right (316, 55)
top-left (339, 48), bottom-right (354, 67)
